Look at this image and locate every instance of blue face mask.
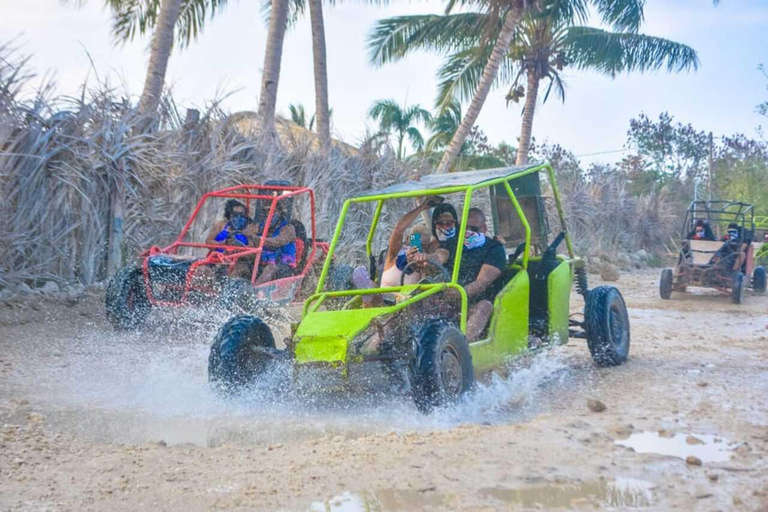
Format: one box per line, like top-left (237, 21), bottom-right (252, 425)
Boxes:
top-left (230, 214), bottom-right (248, 231)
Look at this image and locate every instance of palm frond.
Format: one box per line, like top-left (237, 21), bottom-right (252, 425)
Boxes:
top-left (564, 26), bottom-right (699, 76)
top-left (367, 13), bottom-right (491, 66)
top-left (108, 0), bottom-right (229, 47)
top-left (435, 46), bottom-right (516, 108)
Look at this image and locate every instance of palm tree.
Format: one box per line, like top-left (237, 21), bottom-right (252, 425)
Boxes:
top-left (370, 0), bottom-right (650, 172)
top-left (258, 0), bottom-right (291, 137)
top-left (105, 0), bottom-right (230, 123)
top-left (368, 100), bottom-right (432, 159)
top-left (308, 0), bottom-right (331, 148)
top-left (426, 100), bottom-right (464, 153)
top-left (369, 0), bottom-right (696, 167)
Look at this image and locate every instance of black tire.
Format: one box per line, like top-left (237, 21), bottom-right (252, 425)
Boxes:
top-left (731, 272), bottom-right (746, 304)
top-left (105, 266), bottom-right (151, 330)
top-left (659, 269), bottom-right (673, 300)
top-left (218, 278), bottom-right (258, 313)
top-left (208, 315), bottom-right (278, 392)
top-left (410, 320), bottom-right (473, 413)
top-left (752, 266), bottom-right (767, 293)
top-left (585, 286), bottom-right (630, 367)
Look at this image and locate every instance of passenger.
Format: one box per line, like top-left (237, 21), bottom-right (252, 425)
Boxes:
top-left (250, 193), bottom-right (298, 285)
top-left (456, 208), bottom-right (507, 342)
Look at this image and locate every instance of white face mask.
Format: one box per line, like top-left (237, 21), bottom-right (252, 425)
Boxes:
top-left (436, 226), bottom-right (456, 242)
top-left (464, 230), bottom-right (486, 249)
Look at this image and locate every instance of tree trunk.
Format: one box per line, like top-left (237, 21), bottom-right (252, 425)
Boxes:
top-left (308, 0), bottom-right (331, 148)
top-left (258, 0), bottom-right (291, 136)
top-left (437, 7), bottom-right (524, 173)
top-left (106, 161), bottom-right (126, 278)
top-left (515, 69), bottom-right (540, 165)
top-left (136, 0), bottom-right (183, 125)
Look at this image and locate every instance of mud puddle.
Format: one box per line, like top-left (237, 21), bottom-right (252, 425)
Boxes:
top-left (615, 431), bottom-right (737, 462)
top-left (310, 478), bottom-right (656, 510)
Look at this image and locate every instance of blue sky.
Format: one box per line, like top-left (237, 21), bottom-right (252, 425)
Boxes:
top-left (1, 0), bottom-right (766, 165)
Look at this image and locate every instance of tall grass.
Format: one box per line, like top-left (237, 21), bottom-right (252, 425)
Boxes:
top-left (0, 44), bottom-right (676, 289)
top-left (0, 44), bottom-right (419, 288)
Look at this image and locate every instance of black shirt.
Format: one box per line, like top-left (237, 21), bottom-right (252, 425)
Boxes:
top-left (458, 238), bottom-right (506, 302)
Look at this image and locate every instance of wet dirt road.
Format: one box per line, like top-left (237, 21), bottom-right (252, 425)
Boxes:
top-left (0, 269), bottom-right (767, 511)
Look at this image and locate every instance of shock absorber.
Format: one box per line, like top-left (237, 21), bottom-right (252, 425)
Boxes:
top-left (575, 266), bottom-right (589, 297)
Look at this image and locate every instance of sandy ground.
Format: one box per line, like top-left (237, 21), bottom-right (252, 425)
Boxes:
top-left (0, 269), bottom-right (767, 511)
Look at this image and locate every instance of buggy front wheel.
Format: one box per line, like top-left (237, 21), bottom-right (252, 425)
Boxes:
top-left (731, 272), bottom-right (746, 304)
top-left (410, 320), bottom-right (473, 413)
top-left (208, 315), bottom-right (281, 393)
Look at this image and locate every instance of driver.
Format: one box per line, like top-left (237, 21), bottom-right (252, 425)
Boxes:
top-left (718, 223), bottom-right (749, 272)
top-left (206, 200), bottom-right (253, 278)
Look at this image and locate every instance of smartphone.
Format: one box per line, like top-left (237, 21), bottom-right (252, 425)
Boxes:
top-left (409, 233), bottom-right (423, 252)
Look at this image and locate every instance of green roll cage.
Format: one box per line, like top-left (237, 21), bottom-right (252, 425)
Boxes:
top-left (300, 163), bottom-right (575, 335)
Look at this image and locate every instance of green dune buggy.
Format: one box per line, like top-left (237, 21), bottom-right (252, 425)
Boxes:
top-left (208, 164), bottom-right (631, 412)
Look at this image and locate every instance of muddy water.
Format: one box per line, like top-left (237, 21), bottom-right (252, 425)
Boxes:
top-left (0, 305), bottom-right (577, 447)
top-left (310, 478), bottom-right (658, 511)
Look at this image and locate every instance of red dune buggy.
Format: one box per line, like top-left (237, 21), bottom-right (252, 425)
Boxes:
top-left (105, 183), bottom-right (329, 330)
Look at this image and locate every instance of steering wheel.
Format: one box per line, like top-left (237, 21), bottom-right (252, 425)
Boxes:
top-left (400, 259), bottom-right (450, 286)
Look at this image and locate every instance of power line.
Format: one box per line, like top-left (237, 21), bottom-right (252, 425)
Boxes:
top-left (574, 147), bottom-right (638, 158)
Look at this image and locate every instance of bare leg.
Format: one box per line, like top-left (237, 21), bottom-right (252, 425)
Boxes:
top-left (466, 300), bottom-right (493, 342)
top-left (351, 266), bottom-right (383, 307)
top-left (255, 264), bottom-right (278, 285)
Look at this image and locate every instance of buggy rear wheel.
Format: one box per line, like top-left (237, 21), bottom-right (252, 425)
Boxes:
top-left (752, 266), bottom-right (767, 293)
top-left (208, 315), bottom-right (280, 393)
top-left (410, 320), bottom-right (473, 413)
top-left (659, 269), bottom-right (674, 300)
top-left (585, 286), bottom-right (630, 367)
top-left (105, 266), bottom-right (151, 330)
top-left (731, 272), bottom-right (746, 304)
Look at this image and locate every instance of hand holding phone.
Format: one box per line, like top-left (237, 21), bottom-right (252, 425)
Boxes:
top-left (409, 233), bottom-right (423, 252)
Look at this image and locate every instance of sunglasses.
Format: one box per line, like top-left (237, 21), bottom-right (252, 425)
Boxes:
top-left (435, 219), bottom-right (456, 227)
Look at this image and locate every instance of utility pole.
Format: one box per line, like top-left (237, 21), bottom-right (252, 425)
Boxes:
top-left (708, 132), bottom-right (714, 202)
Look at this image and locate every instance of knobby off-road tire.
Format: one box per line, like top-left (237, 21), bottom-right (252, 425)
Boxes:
top-left (659, 269), bottom-right (674, 300)
top-left (585, 286), bottom-right (630, 367)
top-left (752, 266), bottom-right (767, 293)
top-left (208, 315), bottom-right (277, 393)
top-left (410, 320), bottom-right (473, 414)
top-left (731, 272), bottom-right (746, 304)
top-left (105, 266), bottom-right (151, 331)
top-left (218, 278), bottom-right (259, 314)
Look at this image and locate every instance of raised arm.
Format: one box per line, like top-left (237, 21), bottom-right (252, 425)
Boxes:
top-left (384, 197), bottom-right (442, 269)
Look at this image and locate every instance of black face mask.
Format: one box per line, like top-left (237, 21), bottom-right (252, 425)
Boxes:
top-left (230, 213), bottom-right (248, 231)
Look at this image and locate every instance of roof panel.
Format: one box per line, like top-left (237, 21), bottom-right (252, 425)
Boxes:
top-left (356, 163), bottom-right (544, 199)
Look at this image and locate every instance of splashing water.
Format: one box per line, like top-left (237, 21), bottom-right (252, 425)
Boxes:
top-left (1, 306), bottom-right (575, 446)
